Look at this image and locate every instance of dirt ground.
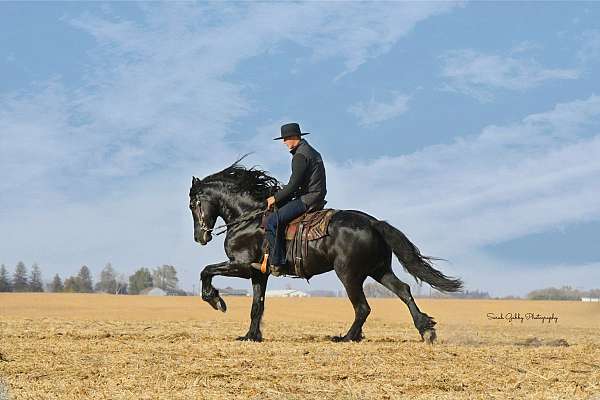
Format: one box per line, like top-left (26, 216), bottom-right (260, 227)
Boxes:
top-left (1, 293), bottom-right (599, 399)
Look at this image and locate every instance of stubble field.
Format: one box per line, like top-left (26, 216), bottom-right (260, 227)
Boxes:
top-left (0, 293), bottom-right (599, 399)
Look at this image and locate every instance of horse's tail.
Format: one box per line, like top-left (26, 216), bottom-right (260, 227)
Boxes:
top-left (370, 219), bottom-right (463, 293)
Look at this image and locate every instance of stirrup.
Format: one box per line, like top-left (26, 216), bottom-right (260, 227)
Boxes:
top-left (250, 253), bottom-right (270, 274)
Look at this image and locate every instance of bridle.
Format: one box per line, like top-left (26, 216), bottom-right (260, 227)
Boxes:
top-left (193, 195), bottom-right (267, 237)
top-left (198, 206), bottom-right (210, 234)
top-left (210, 209), bottom-right (267, 236)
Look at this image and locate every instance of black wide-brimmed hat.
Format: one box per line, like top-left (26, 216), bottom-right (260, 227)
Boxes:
top-left (273, 122), bottom-right (310, 140)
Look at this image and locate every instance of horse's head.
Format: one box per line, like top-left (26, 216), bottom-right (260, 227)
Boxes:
top-left (189, 157), bottom-right (280, 246)
top-left (189, 176), bottom-right (218, 245)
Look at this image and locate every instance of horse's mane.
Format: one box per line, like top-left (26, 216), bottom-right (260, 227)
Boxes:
top-left (191, 154), bottom-right (281, 201)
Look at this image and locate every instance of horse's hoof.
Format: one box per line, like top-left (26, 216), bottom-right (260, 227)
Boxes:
top-left (206, 296), bottom-right (227, 312)
top-left (422, 329), bottom-right (436, 344)
top-left (331, 335), bottom-right (358, 342)
top-left (236, 334), bottom-right (262, 342)
top-left (216, 297), bottom-right (227, 313)
top-left (332, 330), bottom-right (364, 343)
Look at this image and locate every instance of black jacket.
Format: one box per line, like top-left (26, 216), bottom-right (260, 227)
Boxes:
top-left (273, 139), bottom-right (327, 209)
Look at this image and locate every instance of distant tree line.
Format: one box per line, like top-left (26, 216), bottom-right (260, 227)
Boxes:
top-left (527, 286), bottom-right (600, 300)
top-left (361, 281), bottom-right (491, 299)
top-left (0, 262), bottom-right (44, 293)
top-left (127, 265), bottom-right (180, 294)
top-left (431, 289), bottom-right (491, 299)
top-left (0, 262), bottom-right (183, 295)
top-left (360, 283), bottom-right (599, 300)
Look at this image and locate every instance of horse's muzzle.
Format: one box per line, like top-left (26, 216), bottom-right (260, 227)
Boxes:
top-left (197, 230), bottom-right (212, 245)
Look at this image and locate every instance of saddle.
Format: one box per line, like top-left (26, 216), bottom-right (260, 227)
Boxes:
top-left (285, 208), bottom-right (335, 241)
top-left (260, 206), bottom-right (337, 278)
top-left (286, 208), bottom-right (337, 278)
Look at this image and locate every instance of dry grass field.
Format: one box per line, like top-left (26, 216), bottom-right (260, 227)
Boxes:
top-left (1, 293), bottom-right (599, 399)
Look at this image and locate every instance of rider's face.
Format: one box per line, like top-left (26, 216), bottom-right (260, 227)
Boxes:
top-left (283, 136), bottom-right (301, 150)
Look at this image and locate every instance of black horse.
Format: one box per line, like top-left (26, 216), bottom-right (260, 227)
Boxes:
top-left (190, 158), bottom-right (463, 343)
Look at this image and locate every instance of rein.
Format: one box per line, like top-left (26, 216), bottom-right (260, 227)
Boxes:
top-left (208, 209), bottom-right (268, 236)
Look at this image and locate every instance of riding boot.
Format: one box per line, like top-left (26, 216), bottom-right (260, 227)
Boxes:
top-left (250, 236), bottom-right (286, 276)
top-left (251, 236), bottom-right (270, 273)
top-left (251, 209), bottom-right (289, 276)
top-left (250, 253), bottom-right (285, 277)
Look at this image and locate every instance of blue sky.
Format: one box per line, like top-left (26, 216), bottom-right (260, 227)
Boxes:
top-left (2, 2), bottom-right (600, 297)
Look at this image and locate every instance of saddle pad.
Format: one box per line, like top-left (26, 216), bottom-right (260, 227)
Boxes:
top-left (285, 208), bottom-right (337, 241)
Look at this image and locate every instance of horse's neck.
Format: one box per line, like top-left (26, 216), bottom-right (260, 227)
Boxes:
top-left (216, 192), bottom-right (263, 224)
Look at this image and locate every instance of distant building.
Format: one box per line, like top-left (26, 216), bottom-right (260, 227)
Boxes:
top-left (219, 286), bottom-right (249, 296)
top-left (139, 287), bottom-right (167, 296)
top-left (581, 297), bottom-right (600, 302)
top-left (265, 289), bottom-right (310, 298)
top-left (308, 290), bottom-right (337, 297)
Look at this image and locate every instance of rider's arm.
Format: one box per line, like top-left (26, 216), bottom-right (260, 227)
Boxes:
top-left (273, 153), bottom-right (308, 205)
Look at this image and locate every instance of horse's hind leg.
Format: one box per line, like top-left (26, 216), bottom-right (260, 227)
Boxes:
top-left (373, 270), bottom-right (437, 344)
top-left (333, 270), bottom-right (370, 342)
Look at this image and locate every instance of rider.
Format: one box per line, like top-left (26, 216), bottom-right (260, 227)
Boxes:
top-left (253, 122), bottom-right (327, 276)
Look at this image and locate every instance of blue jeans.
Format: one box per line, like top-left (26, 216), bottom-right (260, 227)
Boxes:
top-left (265, 198), bottom-right (307, 266)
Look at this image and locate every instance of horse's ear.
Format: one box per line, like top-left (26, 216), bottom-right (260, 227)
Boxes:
top-left (192, 176), bottom-right (195, 185)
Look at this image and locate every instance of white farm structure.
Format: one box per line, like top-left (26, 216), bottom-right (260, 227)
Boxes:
top-left (581, 297), bottom-right (600, 302)
top-left (140, 287), bottom-right (167, 296)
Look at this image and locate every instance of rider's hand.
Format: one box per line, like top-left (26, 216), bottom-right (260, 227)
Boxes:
top-left (266, 196), bottom-right (276, 210)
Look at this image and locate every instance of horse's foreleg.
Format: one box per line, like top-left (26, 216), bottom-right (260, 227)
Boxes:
top-left (200, 261), bottom-right (252, 312)
top-left (237, 271), bottom-right (268, 342)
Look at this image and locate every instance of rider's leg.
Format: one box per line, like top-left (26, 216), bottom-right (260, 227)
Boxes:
top-left (253, 199), bottom-right (307, 275)
top-left (271, 198), bottom-right (307, 267)
top-left (263, 212), bottom-right (277, 263)
top-left (250, 212), bottom-right (278, 274)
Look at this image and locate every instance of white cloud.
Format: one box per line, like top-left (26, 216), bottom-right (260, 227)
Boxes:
top-left (325, 95), bottom-right (600, 294)
top-left (440, 49), bottom-right (580, 101)
top-left (291, 1), bottom-right (462, 80)
top-left (347, 93), bottom-right (410, 126)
